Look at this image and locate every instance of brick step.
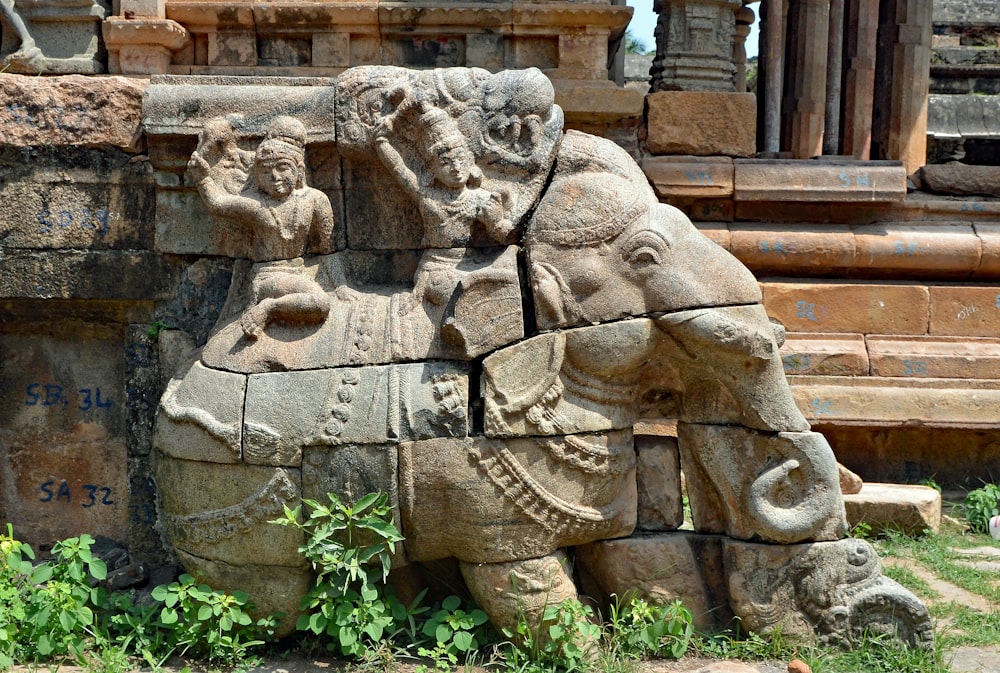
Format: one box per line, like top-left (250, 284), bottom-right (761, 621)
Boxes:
top-left (780, 333), bottom-right (1000, 378)
top-left (761, 281), bottom-right (1000, 337)
top-left (789, 375), bottom-right (1000, 428)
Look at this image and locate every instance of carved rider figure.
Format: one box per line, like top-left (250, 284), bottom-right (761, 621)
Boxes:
top-left (188, 116), bottom-right (336, 339)
top-left (375, 86), bottom-right (514, 308)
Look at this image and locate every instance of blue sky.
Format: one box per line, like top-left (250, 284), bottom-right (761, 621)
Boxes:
top-left (625, 0), bottom-right (760, 58)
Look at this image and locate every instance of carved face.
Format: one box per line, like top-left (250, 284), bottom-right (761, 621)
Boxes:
top-left (254, 157), bottom-right (299, 199)
top-left (432, 145), bottom-right (473, 189)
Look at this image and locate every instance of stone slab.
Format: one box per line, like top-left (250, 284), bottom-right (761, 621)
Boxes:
top-left (554, 80), bottom-right (644, 124)
top-left (200, 248), bottom-right (523, 373)
top-left (640, 156), bottom-right (734, 199)
top-left (154, 359), bottom-right (245, 464)
top-left (761, 282), bottom-right (930, 334)
top-left (153, 454), bottom-right (304, 567)
top-left (780, 333), bottom-right (870, 376)
top-left (0, 325), bottom-right (128, 547)
top-left (0, 148), bottom-right (155, 251)
top-left (867, 335), bottom-right (1000, 378)
top-left (920, 163), bottom-right (1000, 197)
top-left (482, 322), bottom-right (655, 437)
top-left (929, 285), bottom-right (1000, 337)
top-left (142, 76), bottom-right (338, 159)
top-left (0, 74), bottom-right (145, 150)
top-left (729, 225), bottom-right (855, 274)
top-left (0, 250), bottom-right (181, 301)
top-left (301, 444), bottom-right (397, 516)
top-left (634, 434), bottom-right (683, 531)
top-left (399, 433), bottom-right (636, 564)
top-left (645, 91), bottom-right (756, 157)
top-left (853, 224), bottom-right (982, 277)
top-left (575, 532), bottom-right (732, 631)
top-left (733, 160), bottom-right (907, 202)
top-left (175, 551), bottom-right (310, 638)
top-left (790, 375), bottom-right (1000, 426)
top-left (243, 361), bottom-right (469, 465)
top-left (843, 483), bottom-right (941, 535)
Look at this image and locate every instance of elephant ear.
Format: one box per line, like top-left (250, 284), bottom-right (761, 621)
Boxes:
top-left (483, 331), bottom-right (565, 413)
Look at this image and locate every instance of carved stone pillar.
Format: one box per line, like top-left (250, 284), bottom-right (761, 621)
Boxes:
top-left (841, 0), bottom-right (879, 159)
top-left (650, 0), bottom-right (742, 92)
top-left (822, 0), bottom-right (845, 154)
top-left (733, 4), bottom-right (755, 93)
top-left (104, 0), bottom-right (190, 75)
top-left (761, 0), bottom-right (788, 152)
top-left (789, 0), bottom-right (830, 158)
top-left (873, 0), bottom-right (932, 174)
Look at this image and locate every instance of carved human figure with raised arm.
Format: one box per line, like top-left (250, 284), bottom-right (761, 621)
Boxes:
top-left (374, 86), bottom-right (514, 307)
top-left (188, 116), bottom-right (336, 339)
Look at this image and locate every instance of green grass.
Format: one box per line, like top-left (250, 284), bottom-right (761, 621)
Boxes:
top-left (874, 530), bottom-right (1000, 608)
top-left (881, 564), bottom-right (941, 601)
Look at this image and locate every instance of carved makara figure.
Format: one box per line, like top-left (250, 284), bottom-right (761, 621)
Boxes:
top-left (148, 67), bottom-right (931, 648)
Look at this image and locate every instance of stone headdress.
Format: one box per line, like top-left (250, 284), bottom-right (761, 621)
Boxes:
top-left (255, 116), bottom-right (308, 188)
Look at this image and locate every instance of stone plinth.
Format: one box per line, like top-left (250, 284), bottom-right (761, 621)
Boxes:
top-left (790, 375), bottom-right (1000, 427)
top-left (733, 160), bottom-right (907, 202)
top-left (641, 156), bottom-right (734, 199)
top-left (868, 335), bottom-right (1000, 379)
top-left (780, 333), bottom-right (870, 377)
top-left (103, 17), bottom-right (190, 75)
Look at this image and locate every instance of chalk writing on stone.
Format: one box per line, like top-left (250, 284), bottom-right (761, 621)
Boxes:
top-left (37, 208), bottom-right (113, 236)
top-left (24, 384), bottom-right (113, 410)
top-left (39, 481), bottom-right (115, 507)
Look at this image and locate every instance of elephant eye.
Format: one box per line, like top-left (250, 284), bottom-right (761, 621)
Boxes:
top-left (628, 247), bottom-right (661, 266)
top-left (622, 232), bottom-right (668, 269)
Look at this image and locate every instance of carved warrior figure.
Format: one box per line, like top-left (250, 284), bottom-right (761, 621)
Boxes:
top-left (374, 85), bottom-right (514, 308)
top-left (151, 67), bottom-right (931, 649)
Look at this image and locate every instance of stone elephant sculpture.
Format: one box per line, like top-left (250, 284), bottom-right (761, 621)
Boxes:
top-left (148, 67), bottom-right (931, 648)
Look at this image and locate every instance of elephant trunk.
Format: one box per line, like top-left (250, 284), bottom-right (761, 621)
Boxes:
top-left (745, 454), bottom-right (843, 544)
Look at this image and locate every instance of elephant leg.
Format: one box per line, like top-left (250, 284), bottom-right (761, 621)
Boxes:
top-left (460, 551), bottom-right (587, 648)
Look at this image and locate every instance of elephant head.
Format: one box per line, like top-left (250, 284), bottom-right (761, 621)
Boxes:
top-left (491, 131), bottom-right (847, 546)
top-left (526, 130), bottom-right (762, 331)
